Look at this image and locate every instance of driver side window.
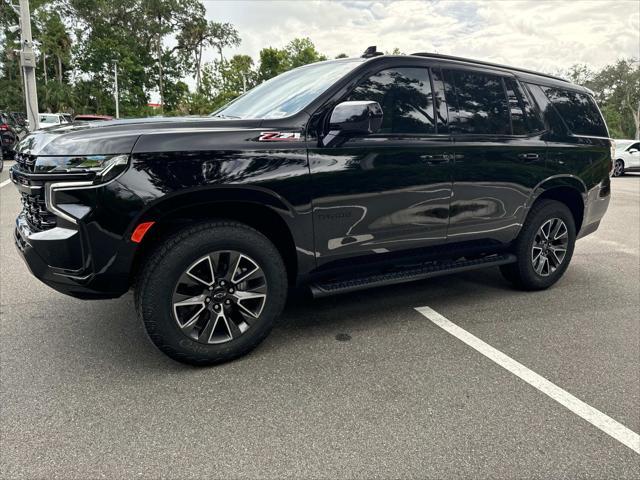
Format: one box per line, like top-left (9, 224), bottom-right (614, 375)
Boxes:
top-left (347, 67), bottom-right (435, 135)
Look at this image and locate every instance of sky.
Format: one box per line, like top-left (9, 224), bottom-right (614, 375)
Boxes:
top-left (201, 0), bottom-right (640, 75)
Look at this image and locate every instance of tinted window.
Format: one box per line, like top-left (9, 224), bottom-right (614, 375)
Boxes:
top-left (348, 67), bottom-right (435, 134)
top-left (505, 78), bottom-right (544, 134)
top-left (541, 87), bottom-right (608, 137)
top-left (446, 70), bottom-right (510, 135)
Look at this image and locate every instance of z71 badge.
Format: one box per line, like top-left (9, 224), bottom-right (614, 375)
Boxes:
top-left (258, 131), bottom-right (301, 142)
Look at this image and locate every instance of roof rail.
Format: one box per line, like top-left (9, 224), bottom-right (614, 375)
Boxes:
top-left (411, 52), bottom-right (569, 83)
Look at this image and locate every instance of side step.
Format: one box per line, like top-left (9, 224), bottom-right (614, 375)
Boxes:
top-left (309, 253), bottom-right (517, 298)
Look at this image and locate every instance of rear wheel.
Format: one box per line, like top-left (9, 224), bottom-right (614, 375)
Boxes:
top-left (136, 221), bottom-right (288, 365)
top-left (613, 159), bottom-right (625, 177)
top-left (500, 200), bottom-right (576, 290)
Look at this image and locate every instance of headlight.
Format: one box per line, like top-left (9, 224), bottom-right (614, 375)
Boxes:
top-left (34, 154), bottom-right (129, 182)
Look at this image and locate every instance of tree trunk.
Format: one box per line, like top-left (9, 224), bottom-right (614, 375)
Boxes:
top-left (635, 101), bottom-right (640, 140)
top-left (196, 43), bottom-right (203, 92)
top-left (157, 36), bottom-right (164, 113)
top-left (57, 55), bottom-right (62, 83)
top-left (43, 54), bottom-right (48, 84)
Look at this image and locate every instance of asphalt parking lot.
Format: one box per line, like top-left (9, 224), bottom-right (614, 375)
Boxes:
top-left (1, 163), bottom-right (639, 479)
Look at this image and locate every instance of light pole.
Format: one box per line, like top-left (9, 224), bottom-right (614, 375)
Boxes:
top-left (114, 61), bottom-right (120, 119)
top-left (14, 0), bottom-right (40, 130)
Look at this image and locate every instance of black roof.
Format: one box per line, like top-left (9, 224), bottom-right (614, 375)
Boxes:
top-left (411, 52), bottom-right (568, 83)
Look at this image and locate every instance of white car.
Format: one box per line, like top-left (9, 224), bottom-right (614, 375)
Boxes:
top-left (613, 140), bottom-right (640, 176)
top-left (37, 113), bottom-right (72, 129)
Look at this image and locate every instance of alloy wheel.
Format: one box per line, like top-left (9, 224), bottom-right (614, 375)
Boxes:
top-left (172, 251), bottom-right (267, 344)
top-left (613, 160), bottom-right (624, 177)
top-left (531, 218), bottom-right (568, 277)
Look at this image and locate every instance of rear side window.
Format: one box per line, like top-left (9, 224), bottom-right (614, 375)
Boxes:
top-left (348, 67), bottom-right (435, 134)
top-left (445, 70), bottom-right (510, 135)
top-left (541, 87), bottom-right (608, 137)
top-left (504, 78), bottom-right (544, 134)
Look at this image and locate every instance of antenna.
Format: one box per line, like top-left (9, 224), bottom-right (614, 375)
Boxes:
top-left (361, 46), bottom-right (383, 58)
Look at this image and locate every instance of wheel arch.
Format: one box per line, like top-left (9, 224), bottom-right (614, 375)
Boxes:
top-left (129, 187), bottom-right (303, 288)
top-left (526, 176), bottom-right (587, 233)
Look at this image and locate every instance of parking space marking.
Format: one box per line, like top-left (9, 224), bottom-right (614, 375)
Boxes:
top-left (415, 306), bottom-right (640, 455)
top-left (0, 179), bottom-right (11, 188)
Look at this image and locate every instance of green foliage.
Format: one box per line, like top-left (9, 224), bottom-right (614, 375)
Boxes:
top-left (1, 0), bottom-right (330, 118)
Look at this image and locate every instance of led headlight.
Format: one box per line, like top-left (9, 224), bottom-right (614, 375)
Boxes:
top-left (35, 154), bottom-right (130, 182)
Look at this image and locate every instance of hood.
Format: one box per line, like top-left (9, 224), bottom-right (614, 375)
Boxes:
top-left (17, 116), bottom-right (263, 156)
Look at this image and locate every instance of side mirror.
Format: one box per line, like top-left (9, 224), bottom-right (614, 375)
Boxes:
top-left (329, 101), bottom-right (383, 135)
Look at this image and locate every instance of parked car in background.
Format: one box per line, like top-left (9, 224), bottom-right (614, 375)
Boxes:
top-left (74, 114), bottom-right (114, 122)
top-left (613, 140), bottom-right (640, 176)
top-left (0, 111), bottom-right (20, 159)
top-left (37, 113), bottom-right (72, 129)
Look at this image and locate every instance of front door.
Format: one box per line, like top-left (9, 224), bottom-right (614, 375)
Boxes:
top-left (308, 66), bottom-right (453, 268)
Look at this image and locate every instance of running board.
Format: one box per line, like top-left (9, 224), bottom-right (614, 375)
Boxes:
top-left (309, 253), bottom-right (517, 298)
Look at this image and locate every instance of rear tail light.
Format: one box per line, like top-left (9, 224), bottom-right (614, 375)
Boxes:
top-left (0, 124), bottom-right (9, 131)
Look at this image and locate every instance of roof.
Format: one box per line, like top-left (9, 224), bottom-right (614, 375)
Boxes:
top-left (410, 52), bottom-right (569, 83)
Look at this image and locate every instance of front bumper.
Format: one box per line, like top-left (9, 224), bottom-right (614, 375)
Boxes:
top-left (14, 214), bottom-right (130, 299)
top-left (10, 165), bottom-right (139, 299)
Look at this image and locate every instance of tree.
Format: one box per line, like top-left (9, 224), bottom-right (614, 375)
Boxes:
top-left (285, 37), bottom-right (326, 68)
top-left (208, 22), bottom-right (240, 64)
top-left (257, 47), bottom-right (289, 82)
top-left (37, 10), bottom-right (71, 84)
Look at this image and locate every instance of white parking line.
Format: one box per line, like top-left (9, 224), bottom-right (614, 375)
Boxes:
top-left (415, 306), bottom-right (640, 455)
top-left (0, 179), bottom-right (11, 188)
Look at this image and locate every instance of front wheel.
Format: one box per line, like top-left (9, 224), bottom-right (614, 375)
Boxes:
top-left (613, 159), bottom-right (625, 177)
top-left (500, 200), bottom-right (576, 290)
top-left (136, 221), bottom-right (288, 365)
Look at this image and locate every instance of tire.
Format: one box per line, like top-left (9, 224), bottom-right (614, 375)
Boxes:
top-left (500, 199), bottom-right (576, 290)
top-left (613, 159), bottom-right (625, 177)
top-left (135, 220), bottom-right (288, 366)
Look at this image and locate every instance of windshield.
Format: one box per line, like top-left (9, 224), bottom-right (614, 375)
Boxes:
top-left (212, 59), bottom-right (364, 120)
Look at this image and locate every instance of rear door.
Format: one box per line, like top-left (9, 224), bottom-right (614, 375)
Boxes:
top-left (308, 65), bottom-right (453, 267)
top-left (440, 67), bottom-right (548, 244)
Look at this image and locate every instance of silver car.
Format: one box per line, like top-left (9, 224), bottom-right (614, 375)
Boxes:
top-left (613, 139), bottom-right (640, 176)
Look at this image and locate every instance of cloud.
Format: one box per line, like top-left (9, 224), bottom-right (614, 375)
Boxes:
top-left (201, 0), bottom-right (639, 74)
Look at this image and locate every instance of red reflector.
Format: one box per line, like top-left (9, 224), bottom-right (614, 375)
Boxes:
top-left (131, 221), bottom-right (155, 243)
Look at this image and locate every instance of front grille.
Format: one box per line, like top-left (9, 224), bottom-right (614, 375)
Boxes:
top-left (15, 152), bottom-right (36, 173)
top-left (20, 192), bottom-right (57, 231)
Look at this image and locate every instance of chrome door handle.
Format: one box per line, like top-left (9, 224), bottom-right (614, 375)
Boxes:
top-left (420, 154), bottom-right (450, 164)
top-left (518, 153), bottom-right (540, 161)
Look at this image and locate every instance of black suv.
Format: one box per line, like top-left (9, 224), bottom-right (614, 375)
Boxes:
top-left (11, 50), bottom-right (612, 365)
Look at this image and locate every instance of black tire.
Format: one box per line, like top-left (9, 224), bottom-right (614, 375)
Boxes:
top-left (135, 220), bottom-right (288, 366)
top-left (613, 159), bottom-right (625, 177)
top-left (500, 199), bottom-right (576, 290)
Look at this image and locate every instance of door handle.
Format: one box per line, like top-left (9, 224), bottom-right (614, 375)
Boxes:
top-left (420, 154), bottom-right (450, 164)
top-left (518, 153), bottom-right (540, 161)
